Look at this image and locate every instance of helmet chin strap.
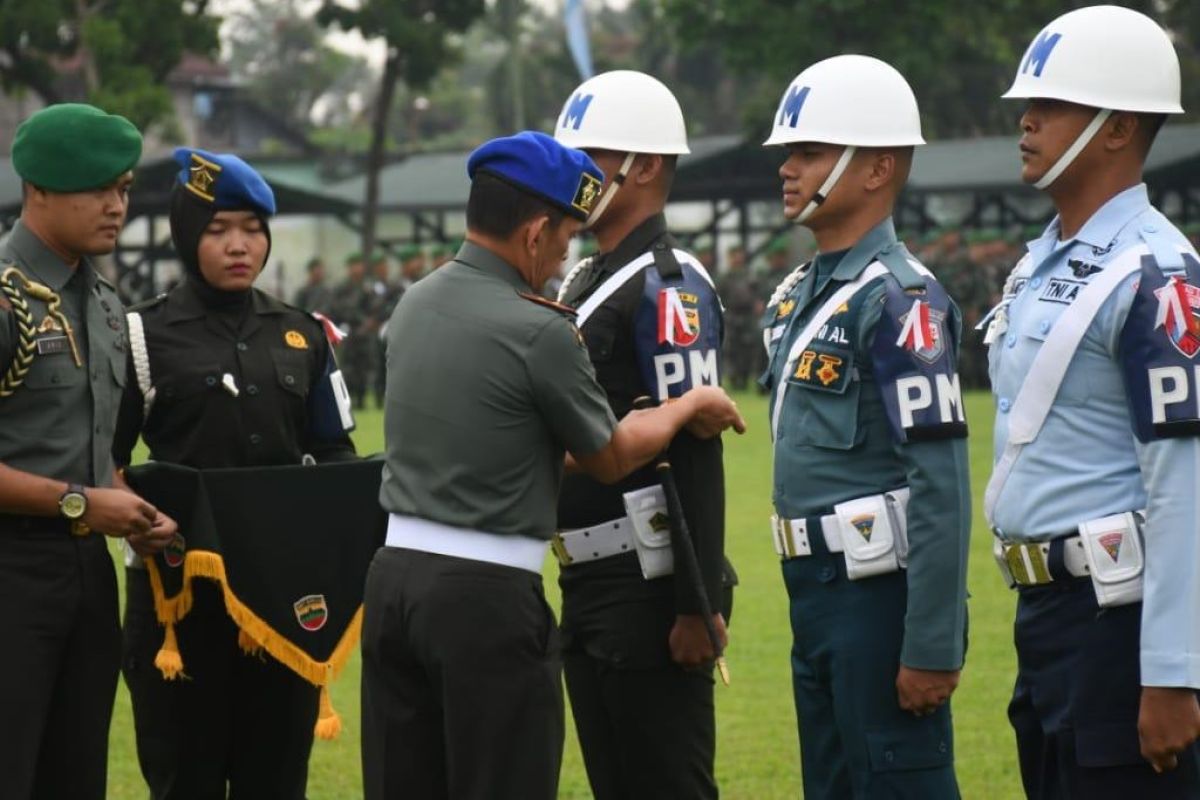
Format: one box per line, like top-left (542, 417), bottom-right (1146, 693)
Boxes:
top-left (1033, 108), bottom-right (1113, 190)
top-left (795, 146), bottom-right (857, 224)
top-left (585, 152), bottom-right (637, 229)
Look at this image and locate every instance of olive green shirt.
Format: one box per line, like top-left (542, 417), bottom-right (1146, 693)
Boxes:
top-left (380, 241), bottom-right (617, 541)
top-left (0, 220), bottom-right (127, 488)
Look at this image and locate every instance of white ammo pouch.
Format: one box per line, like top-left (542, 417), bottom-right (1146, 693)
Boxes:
top-left (552, 485), bottom-right (676, 580)
top-left (1077, 510), bottom-right (1145, 607)
top-left (832, 487), bottom-right (911, 580)
top-left (622, 484), bottom-right (674, 580)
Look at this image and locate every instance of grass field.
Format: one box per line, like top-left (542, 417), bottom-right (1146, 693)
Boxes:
top-left (105, 389), bottom-right (1023, 799)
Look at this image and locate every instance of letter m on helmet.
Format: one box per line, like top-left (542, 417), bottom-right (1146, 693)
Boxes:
top-left (561, 93), bottom-right (595, 131)
top-left (778, 85), bottom-right (811, 128)
top-left (1021, 31), bottom-right (1062, 77)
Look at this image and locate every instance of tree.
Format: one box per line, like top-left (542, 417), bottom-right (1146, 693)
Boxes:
top-left (660, 0), bottom-right (1198, 139)
top-left (318, 0), bottom-right (486, 257)
top-left (0, 0), bottom-right (218, 136)
top-left (226, 0), bottom-right (370, 134)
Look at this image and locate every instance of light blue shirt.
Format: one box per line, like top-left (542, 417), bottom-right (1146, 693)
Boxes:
top-left (988, 183), bottom-right (1200, 688)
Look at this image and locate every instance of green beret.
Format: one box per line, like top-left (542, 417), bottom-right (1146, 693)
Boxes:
top-left (399, 244), bottom-right (423, 261)
top-left (370, 250), bottom-right (389, 265)
top-left (345, 251), bottom-right (364, 265)
top-left (13, 104), bottom-right (142, 192)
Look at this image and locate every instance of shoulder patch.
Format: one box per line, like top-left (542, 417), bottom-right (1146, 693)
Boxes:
top-left (519, 291), bottom-right (577, 317)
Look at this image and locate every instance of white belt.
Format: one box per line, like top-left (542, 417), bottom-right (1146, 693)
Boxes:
top-left (551, 516), bottom-right (635, 567)
top-left (770, 513), bottom-right (843, 558)
top-left (993, 535), bottom-right (1090, 586)
top-left (385, 514), bottom-right (548, 574)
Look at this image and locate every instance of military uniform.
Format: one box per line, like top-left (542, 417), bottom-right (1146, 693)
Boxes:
top-left (717, 262), bottom-right (760, 391)
top-left (556, 213), bottom-right (730, 800)
top-left (0, 102), bottom-right (143, 800)
top-left (761, 219), bottom-right (970, 798)
top-left (330, 266), bottom-right (374, 410)
top-left (362, 133), bottom-right (615, 800)
top-left (0, 221), bottom-right (130, 799)
top-left (112, 149), bottom-right (357, 800)
top-left (986, 185), bottom-right (1200, 797)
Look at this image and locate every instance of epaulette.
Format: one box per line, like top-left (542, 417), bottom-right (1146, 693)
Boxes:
top-left (877, 244), bottom-right (926, 291)
top-left (519, 291), bottom-right (577, 317)
top-left (651, 240), bottom-right (683, 279)
top-left (128, 293), bottom-right (168, 313)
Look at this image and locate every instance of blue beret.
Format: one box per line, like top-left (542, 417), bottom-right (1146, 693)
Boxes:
top-left (173, 147), bottom-right (276, 216)
top-left (467, 131), bottom-right (604, 221)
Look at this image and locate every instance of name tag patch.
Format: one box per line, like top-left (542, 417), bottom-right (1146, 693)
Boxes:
top-left (1040, 277), bottom-right (1085, 305)
top-left (36, 335), bottom-right (70, 356)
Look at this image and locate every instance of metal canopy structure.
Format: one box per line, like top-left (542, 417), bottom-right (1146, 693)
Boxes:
top-left (0, 155), bottom-right (360, 300)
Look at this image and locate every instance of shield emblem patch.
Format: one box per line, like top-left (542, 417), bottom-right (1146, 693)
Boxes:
top-left (163, 533), bottom-right (186, 568)
top-left (293, 594), bottom-right (329, 632)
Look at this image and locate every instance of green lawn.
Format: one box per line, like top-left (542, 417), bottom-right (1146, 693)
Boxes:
top-left (106, 390), bottom-right (1022, 799)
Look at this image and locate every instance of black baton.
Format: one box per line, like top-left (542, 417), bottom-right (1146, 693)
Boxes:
top-left (634, 396), bottom-right (730, 686)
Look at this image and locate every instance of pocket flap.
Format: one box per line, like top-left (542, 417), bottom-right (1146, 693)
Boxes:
top-left (866, 727), bottom-right (953, 772)
top-left (622, 484), bottom-right (671, 549)
top-left (834, 494), bottom-right (895, 561)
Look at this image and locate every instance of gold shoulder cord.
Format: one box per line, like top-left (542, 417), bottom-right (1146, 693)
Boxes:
top-left (0, 266), bottom-right (81, 397)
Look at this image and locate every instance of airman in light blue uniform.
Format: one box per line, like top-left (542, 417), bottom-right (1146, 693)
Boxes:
top-left (987, 6), bottom-right (1200, 796)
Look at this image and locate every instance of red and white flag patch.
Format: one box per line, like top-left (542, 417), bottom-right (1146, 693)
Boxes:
top-left (657, 287), bottom-right (700, 346)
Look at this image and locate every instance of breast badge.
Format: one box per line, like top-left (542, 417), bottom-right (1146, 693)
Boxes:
top-left (285, 330), bottom-right (309, 350)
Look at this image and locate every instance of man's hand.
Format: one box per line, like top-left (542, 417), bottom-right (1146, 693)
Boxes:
top-left (682, 386), bottom-right (747, 439)
top-left (126, 512), bottom-right (180, 557)
top-left (669, 613), bottom-right (728, 668)
top-left (82, 487), bottom-right (156, 538)
top-left (896, 665), bottom-right (960, 716)
top-left (1139, 686), bottom-right (1200, 772)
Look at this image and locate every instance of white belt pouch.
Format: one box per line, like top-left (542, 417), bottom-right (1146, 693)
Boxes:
top-left (622, 484), bottom-right (674, 580)
top-left (1077, 511), bottom-right (1145, 607)
top-left (833, 488), bottom-right (911, 580)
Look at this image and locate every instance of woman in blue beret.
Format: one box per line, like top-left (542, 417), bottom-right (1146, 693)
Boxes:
top-left (111, 148), bottom-right (358, 800)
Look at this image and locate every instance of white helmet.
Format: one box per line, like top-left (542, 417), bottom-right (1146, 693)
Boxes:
top-left (763, 55), bottom-right (924, 223)
top-left (554, 70), bottom-right (689, 227)
top-left (554, 70), bottom-right (690, 155)
top-left (1003, 5), bottom-right (1183, 189)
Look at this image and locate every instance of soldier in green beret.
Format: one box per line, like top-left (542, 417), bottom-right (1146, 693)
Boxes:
top-left (368, 250), bottom-right (399, 407)
top-left (0, 103), bottom-right (177, 799)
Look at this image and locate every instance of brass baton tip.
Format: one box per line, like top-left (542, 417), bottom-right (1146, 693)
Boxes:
top-left (717, 658), bottom-right (730, 687)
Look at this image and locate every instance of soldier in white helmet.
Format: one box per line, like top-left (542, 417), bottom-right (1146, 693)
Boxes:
top-left (551, 70), bottom-right (733, 799)
top-left (984, 6), bottom-right (1200, 795)
top-left (760, 55), bottom-right (971, 797)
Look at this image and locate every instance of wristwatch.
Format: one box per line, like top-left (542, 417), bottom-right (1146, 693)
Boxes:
top-left (59, 484), bottom-right (90, 535)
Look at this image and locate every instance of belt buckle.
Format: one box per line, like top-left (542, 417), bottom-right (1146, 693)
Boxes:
top-left (70, 520), bottom-right (91, 537)
top-left (1004, 542), bottom-right (1051, 586)
top-left (550, 532), bottom-right (573, 566)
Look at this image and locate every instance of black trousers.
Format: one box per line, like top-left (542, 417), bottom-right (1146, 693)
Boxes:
top-left (361, 547), bottom-right (563, 800)
top-left (559, 555), bottom-right (729, 800)
top-left (1010, 577), bottom-right (1200, 799)
top-left (0, 527), bottom-right (120, 800)
top-left (123, 569), bottom-right (320, 800)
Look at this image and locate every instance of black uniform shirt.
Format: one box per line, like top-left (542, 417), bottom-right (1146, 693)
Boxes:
top-left (112, 280), bottom-right (356, 470)
top-left (558, 214), bottom-right (726, 614)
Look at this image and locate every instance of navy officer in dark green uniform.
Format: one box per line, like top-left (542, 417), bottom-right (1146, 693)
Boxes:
top-left (0, 103), bottom-right (177, 800)
top-left (361, 131), bottom-right (745, 800)
top-left (760, 57), bottom-right (971, 797)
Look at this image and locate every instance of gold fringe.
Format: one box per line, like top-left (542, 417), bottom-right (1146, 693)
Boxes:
top-left (144, 548), bottom-right (363, 740)
top-left (314, 685), bottom-right (342, 741)
top-left (237, 628), bottom-right (264, 657)
top-left (154, 621), bottom-right (185, 680)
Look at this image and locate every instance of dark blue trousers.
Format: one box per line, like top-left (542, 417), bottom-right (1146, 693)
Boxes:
top-left (1010, 577), bottom-right (1200, 799)
top-left (783, 540), bottom-right (960, 799)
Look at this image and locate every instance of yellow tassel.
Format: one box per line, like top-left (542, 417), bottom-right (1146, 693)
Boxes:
top-left (154, 621), bottom-right (185, 680)
top-left (313, 685), bottom-right (342, 741)
top-left (238, 628), bottom-right (264, 657)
